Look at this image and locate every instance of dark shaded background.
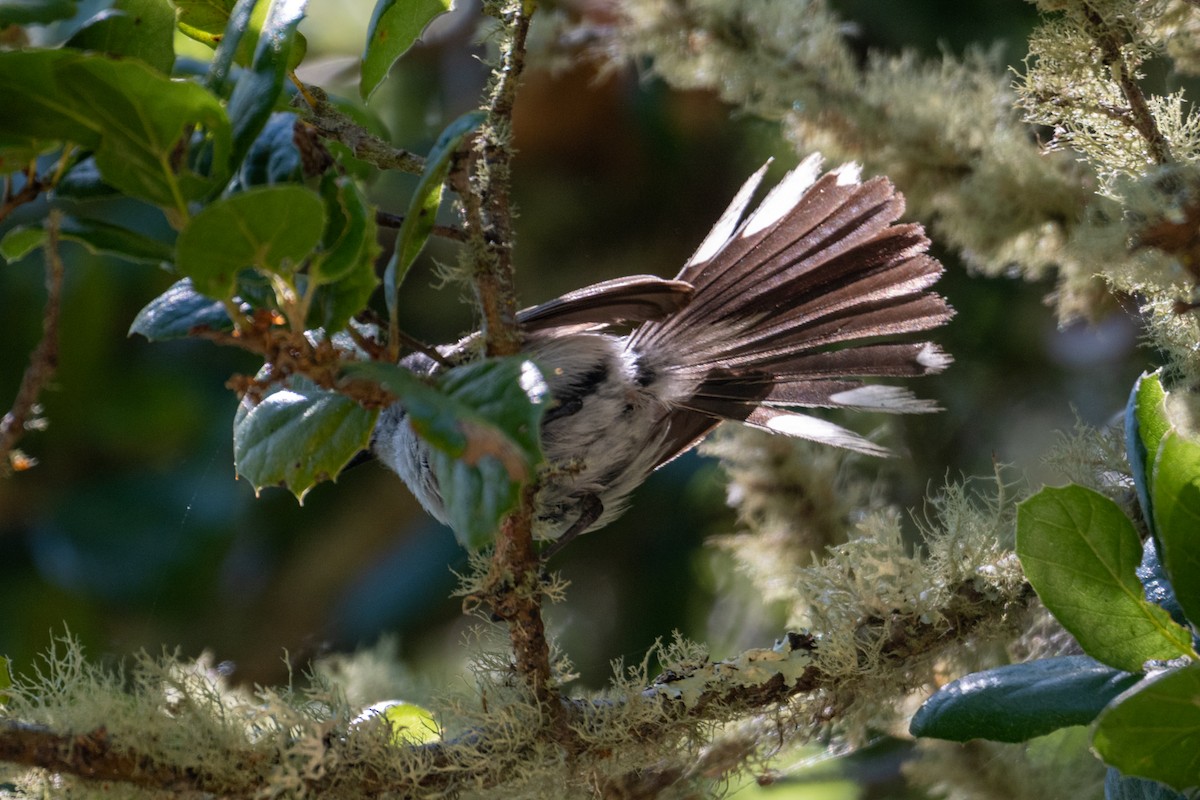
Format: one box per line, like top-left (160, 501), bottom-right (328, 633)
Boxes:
top-left (0, 0), bottom-right (1147, 700)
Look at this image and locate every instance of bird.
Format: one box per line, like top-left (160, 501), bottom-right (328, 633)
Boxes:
top-left (372, 154), bottom-right (953, 548)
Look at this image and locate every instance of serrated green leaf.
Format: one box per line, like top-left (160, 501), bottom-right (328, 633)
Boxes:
top-left (432, 453), bottom-right (518, 549)
top-left (233, 376), bottom-right (378, 502)
top-left (0, 0), bottom-right (78, 25)
top-left (1093, 662), bottom-right (1200, 792)
top-left (65, 0), bottom-right (176, 74)
top-left (1016, 485), bottom-right (1194, 672)
top-left (1151, 430), bottom-right (1200, 625)
top-left (385, 110), bottom-right (484, 323)
top-left (226, 0), bottom-right (307, 167)
top-left (129, 278), bottom-right (237, 340)
top-left (910, 656), bottom-right (1140, 743)
top-left (360, 0), bottom-right (452, 101)
top-left (0, 218), bottom-right (173, 265)
top-left (176, 185), bottom-right (325, 298)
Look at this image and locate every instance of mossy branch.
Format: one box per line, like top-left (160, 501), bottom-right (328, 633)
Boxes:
top-left (1079, 2), bottom-right (1172, 164)
top-left (0, 572), bottom-right (1028, 797)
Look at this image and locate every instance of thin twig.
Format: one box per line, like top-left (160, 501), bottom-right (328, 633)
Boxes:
top-left (0, 164), bottom-right (46, 226)
top-left (1, 211), bottom-right (64, 474)
top-left (374, 209), bottom-right (468, 241)
top-left (294, 84), bottom-right (426, 175)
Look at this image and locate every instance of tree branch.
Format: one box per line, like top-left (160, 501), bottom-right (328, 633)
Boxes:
top-left (294, 85), bottom-right (426, 175)
top-left (0, 576), bottom-right (1032, 797)
top-left (1, 211), bottom-right (64, 474)
top-left (1081, 3), bottom-right (1172, 165)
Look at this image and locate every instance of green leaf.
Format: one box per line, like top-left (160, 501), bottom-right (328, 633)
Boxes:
top-left (340, 360), bottom-right (465, 452)
top-left (1151, 429), bottom-right (1200, 625)
top-left (1093, 662), bottom-right (1200, 792)
top-left (0, 227), bottom-right (48, 262)
top-left (354, 700), bottom-right (440, 745)
top-left (313, 175), bottom-right (376, 284)
top-left (176, 185), bottom-right (325, 298)
top-left (1, 218), bottom-right (173, 264)
top-left (1128, 371), bottom-right (1169, 535)
top-left (0, 50), bottom-right (102, 155)
top-left (0, 0), bottom-right (78, 26)
top-left (360, 0), bottom-right (452, 101)
top-left (65, 0), bottom-right (176, 74)
top-left (343, 357), bottom-right (547, 548)
top-left (0, 51), bottom-right (232, 205)
top-left (237, 112), bottom-right (303, 188)
top-left (129, 278), bottom-right (237, 341)
top-left (233, 376), bottom-right (378, 502)
top-left (1016, 485), bottom-right (1194, 672)
top-left (385, 110), bottom-right (484, 322)
top-left (909, 656), bottom-right (1141, 743)
top-left (308, 176), bottom-right (380, 331)
top-left (226, 0), bottom-right (307, 167)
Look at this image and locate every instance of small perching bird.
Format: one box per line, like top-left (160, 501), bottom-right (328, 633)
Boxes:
top-left (373, 154), bottom-right (953, 546)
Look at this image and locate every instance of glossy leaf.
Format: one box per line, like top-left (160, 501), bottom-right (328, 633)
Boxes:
top-left (1016, 485), bottom-right (1194, 672)
top-left (360, 0), bottom-right (451, 100)
top-left (226, 0), bottom-right (308, 166)
top-left (1094, 662), bottom-right (1200, 792)
top-left (0, 218), bottom-right (172, 265)
top-left (1138, 538), bottom-right (1187, 628)
top-left (385, 110), bottom-right (483, 322)
top-left (910, 655), bottom-right (1140, 743)
top-left (65, 0), bottom-right (176, 74)
top-left (1106, 769), bottom-right (1191, 800)
top-left (1150, 429), bottom-right (1200, 625)
top-left (0, 0), bottom-right (78, 25)
top-left (175, 185), bottom-right (325, 298)
top-left (233, 376), bottom-right (378, 502)
top-left (235, 112), bottom-right (303, 188)
top-left (129, 279), bottom-right (237, 341)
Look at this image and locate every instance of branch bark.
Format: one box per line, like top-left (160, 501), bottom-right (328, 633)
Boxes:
top-left (1, 211), bottom-right (64, 474)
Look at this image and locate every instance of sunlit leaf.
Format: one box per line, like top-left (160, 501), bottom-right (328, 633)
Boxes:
top-left (1150, 429), bottom-right (1200, 625)
top-left (360, 0), bottom-right (452, 100)
top-left (1016, 485), bottom-right (1194, 672)
top-left (226, 0), bottom-right (308, 166)
top-left (233, 376), bottom-right (378, 502)
top-left (176, 185), bottom-right (325, 298)
top-left (1094, 662), bottom-right (1200, 792)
